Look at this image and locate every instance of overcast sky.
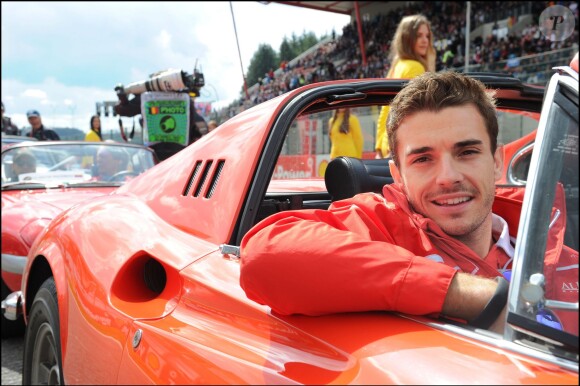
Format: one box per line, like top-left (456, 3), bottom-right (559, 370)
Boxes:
top-left (1, 1), bottom-right (350, 132)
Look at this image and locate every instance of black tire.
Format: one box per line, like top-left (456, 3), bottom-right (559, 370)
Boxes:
top-left (22, 277), bottom-right (64, 385)
top-left (1, 279), bottom-right (25, 338)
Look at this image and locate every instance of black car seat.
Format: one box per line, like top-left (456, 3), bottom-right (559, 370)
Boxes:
top-left (324, 156), bottom-right (394, 201)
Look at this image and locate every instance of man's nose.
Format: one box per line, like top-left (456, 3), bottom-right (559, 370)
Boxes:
top-left (435, 156), bottom-right (463, 186)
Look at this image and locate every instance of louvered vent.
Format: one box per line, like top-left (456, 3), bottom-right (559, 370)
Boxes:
top-left (193, 160), bottom-right (213, 197)
top-left (205, 160), bottom-right (225, 198)
top-left (182, 161), bottom-right (203, 196)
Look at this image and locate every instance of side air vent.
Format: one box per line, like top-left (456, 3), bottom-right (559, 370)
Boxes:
top-left (194, 160), bottom-right (213, 197)
top-left (183, 161), bottom-right (203, 196)
top-left (205, 160), bottom-right (225, 198)
top-left (143, 258), bottom-right (167, 294)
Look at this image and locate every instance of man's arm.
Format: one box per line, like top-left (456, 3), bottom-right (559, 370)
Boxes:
top-left (443, 273), bottom-right (507, 333)
top-left (240, 194), bottom-right (457, 317)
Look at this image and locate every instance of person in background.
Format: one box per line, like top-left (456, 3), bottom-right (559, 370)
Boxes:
top-left (1, 102), bottom-right (20, 135)
top-left (328, 107), bottom-right (364, 159)
top-left (23, 110), bottom-right (60, 141)
top-left (10, 150), bottom-right (37, 181)
top-left (191, 102), bottom-right (207, 141)
top-left (85, 115), bottom-right (103, 141)
top-left (375, 14), bottom-right (436, 159)
top-left (207, 120), bottom-right (218, 132)
top-left (94, 146), bottom-right (129, 181)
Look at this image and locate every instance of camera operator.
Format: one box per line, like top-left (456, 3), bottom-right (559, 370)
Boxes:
top-left (113, 68), bottom-right (207, 146)
top-left (114, 94), bottom-right (205, 145)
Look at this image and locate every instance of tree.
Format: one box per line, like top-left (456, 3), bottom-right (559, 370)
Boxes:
top-left (240, 31), bottom-right (324, 99)
top-left (279, 39), bottom-right (294, 63)
top-left (246, 44), bottom-right (278, 87)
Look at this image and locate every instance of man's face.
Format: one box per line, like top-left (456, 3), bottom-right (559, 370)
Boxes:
top-left (28, 115), bottom-right (42, 129)
top-left (96, 149), bottom-right (119, 176)
top-left (389, 105), bottom-right (503, 238)
top-left (12, 155), bottom-right (37, 177)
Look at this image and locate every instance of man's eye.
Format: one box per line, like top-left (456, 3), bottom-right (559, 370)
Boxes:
top-left (412, 156), bottom-right (429, 164)
top-left (460, 149), bottom-right (480, 156)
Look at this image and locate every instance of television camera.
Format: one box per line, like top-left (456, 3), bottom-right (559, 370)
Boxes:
top-left (113, 66), bottom-right (205, 117)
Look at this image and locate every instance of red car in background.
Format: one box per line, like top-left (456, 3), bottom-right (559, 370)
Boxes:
top-left (1, 141), bottom-right (157, 337)
top-left (2, 63), bottom-right (578, 384)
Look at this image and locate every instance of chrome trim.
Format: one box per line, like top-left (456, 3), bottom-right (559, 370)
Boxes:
top-left (399, 313), bottom-right (579, 373)
top-left (554, 65), bottom-right (579, 82)
top-left (1, 290), bottom-right (23, 321)
top-left (548, 209), bottom-right (561, 229)
top-left (545, 300), bottom-right (579, 311)
top-left (506, 142), bottom-right (534, 186)
top-left (1, 253), bottom-right (27, 274)
top-left (219, 244), bottom-right (240, 259)
top-left (506, 71), bottom-right (561, 342)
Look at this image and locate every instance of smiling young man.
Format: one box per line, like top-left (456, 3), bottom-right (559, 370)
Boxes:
top-left (239, 71), bottom-right (572, 333)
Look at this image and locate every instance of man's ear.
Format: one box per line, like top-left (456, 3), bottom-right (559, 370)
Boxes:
top-left (389, 159), bottom-right (402, 185)
top-left (494, 145), bottom-right (504, 182)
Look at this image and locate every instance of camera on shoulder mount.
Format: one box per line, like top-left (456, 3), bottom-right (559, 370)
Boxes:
top-left (115, 65), bottom-right (204, 102)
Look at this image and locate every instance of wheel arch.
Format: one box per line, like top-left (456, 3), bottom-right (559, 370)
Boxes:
top-left (24, 255), bottom-right (53, 319)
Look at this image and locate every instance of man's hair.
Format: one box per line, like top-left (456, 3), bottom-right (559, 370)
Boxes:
top-left (387, 71), bottom-right (498, 166)
top-left (13, 150), bottom-right (36, 166)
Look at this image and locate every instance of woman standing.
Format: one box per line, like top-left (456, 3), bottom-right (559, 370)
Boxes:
top-left (329, 108), bottom-right (364, 159)
top-left (375, 14), bottom-right (436, 158)
top-left (85, 115), bottom-right (103, 142)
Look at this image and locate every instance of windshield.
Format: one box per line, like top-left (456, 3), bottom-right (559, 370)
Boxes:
top-left (1, 142), bottom-right (156, 187)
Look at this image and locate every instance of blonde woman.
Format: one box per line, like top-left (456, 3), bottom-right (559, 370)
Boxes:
top-left (329, 108), bottom-right (364, 159)
top-left (375, 14), bottom-right (436, 158)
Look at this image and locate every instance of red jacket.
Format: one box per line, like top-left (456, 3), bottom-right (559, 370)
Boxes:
top-left (240, 184), bottom-right (578, 333)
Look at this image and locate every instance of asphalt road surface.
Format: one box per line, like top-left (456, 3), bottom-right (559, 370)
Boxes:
top-left (1, 336), bottom-right (23, 385)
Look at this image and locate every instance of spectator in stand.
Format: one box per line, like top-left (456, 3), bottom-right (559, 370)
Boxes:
top-left (85, 115), bottom-right (103, 142)
top-left (23, 110), bottom-right (60, 141)
top-left (375, 14), bottom-right (436, 159)
top-left (328, 107), bottom-right (364, 159)
top-left (1, 102), bottom-right (20, 135)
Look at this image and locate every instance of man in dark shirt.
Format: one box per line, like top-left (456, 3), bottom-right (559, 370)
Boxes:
top-left (1, 101), bottom-right (20, 135)
top-left (23, 110), bottom-right (60, 140)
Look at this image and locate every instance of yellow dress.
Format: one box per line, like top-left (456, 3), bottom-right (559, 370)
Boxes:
top-left (375, 59), bottom-right (425, 157)
top-left (85, 129), bottom-right (102, 142)
top-left (83, 129), bottom-right (102, 167)
top-left (329, 112), bottom-right (364, 159)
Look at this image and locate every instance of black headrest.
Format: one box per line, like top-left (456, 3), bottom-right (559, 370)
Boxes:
top-left (325, 157), bottom-right (394, 201)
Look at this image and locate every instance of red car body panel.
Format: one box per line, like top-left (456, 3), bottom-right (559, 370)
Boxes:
top-left (1, 187), bottom-right (116, 291)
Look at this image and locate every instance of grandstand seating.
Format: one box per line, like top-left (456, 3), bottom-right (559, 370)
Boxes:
top-left (215, 1), bottom-right (578, 121)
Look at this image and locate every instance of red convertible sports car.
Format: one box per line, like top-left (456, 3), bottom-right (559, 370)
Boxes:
top-left (2, 62), bottom-right (578, 384)
top-left (1, 141), bottom-right (157, 337)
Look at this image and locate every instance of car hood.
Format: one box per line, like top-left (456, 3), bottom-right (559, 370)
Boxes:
top-left (2, 187), bottom-right (117, 226)
top-left (3, 187), bottom-right (115, 210)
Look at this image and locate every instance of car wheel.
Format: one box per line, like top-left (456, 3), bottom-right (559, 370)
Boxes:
top-left (22, 277), bottom-right (64, 385)
top-left (1, 279), bottom-right (25, 338)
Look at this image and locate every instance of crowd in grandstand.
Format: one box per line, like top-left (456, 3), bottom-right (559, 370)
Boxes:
top-left (217, 1), bottom-right (578, 120)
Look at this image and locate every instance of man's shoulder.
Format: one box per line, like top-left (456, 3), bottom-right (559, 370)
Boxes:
top-left (329, 191), bottom-right (390, 211)
top-left (45, 128), bottom-right (60, 139)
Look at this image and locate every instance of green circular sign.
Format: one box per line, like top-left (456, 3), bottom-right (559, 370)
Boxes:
top-left (160, 115), bottom-right (177, 133)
